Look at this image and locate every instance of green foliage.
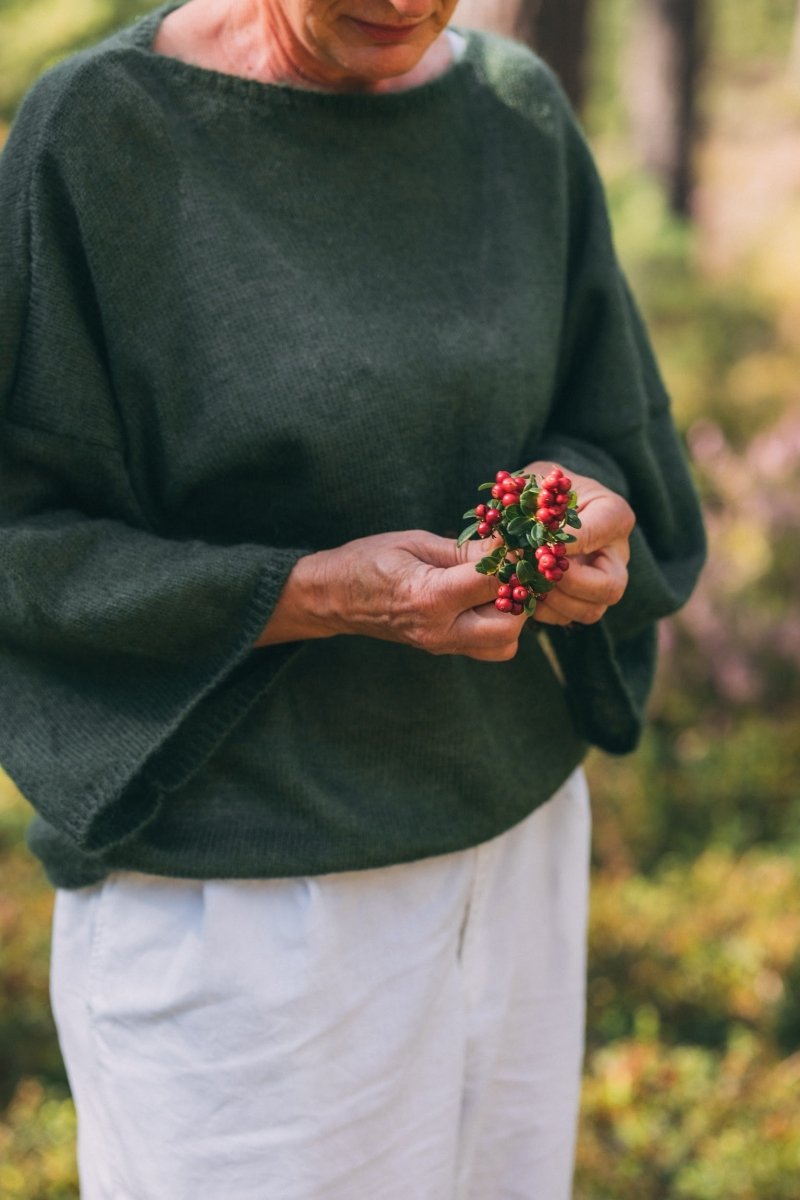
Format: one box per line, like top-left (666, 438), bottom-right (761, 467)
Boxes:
top-left (577, 1032), bottom-right (800, 1199)
top-left (587, 849), bottom-right (800, 1051)
top-left (0, 778), bottom-right (66, 1109)
top-left (0, 1079), bottom-right (78, 1200)
top-left (0, 776), bottom-right (77, 1196)
top-left (0, 0), bottom-right (150, 125)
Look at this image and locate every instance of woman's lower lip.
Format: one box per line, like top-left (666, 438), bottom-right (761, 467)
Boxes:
top-left (349, 18), bottom-right (422, 42)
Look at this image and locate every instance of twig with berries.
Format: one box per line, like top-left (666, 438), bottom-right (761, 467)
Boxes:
top-left (457, 467), bottom-right (581, 617)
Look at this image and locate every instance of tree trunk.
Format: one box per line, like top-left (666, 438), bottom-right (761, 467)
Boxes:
top-left (514, 0), bottom-right (592, 112)
top-left (625, 0), bottom-right (707, 217)
top-left (454, 0), bottom-right (593, 113)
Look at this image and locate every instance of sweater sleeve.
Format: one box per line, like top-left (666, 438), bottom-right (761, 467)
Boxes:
top-left (530, 93), bottom-right (706, 753)
top-left (0, 82), bottom-right (307, 854)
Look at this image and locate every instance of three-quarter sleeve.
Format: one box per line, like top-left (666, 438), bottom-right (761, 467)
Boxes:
top-left (531, 92), bottom-right (706, 753)
top-left (0, 82), bottom-right (307, 854)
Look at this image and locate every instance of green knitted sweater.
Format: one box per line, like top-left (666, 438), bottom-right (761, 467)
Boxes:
top-left (0, 4), bottom-right (705, 889)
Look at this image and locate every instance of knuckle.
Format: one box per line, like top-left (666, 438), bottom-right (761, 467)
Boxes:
top-left (410, 623), bottom-right (439, 654)
top-left (607, 578), bottom-right (627, 605)
top-left (581, 603), bottom-right (608, 625)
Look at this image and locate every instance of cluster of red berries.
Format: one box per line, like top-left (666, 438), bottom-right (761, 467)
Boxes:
top-left (474, 471), bottom-right (527, 537)
top-left (533, 467), bottom-right (574, 532)
top-left (534, 540), bottom-right (569, 584)
top-left (458, 464), bottom-right (581, 618)
top-left (494, 574), bottom-right (529, 616)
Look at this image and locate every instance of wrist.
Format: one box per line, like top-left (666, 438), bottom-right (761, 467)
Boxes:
top-left (254, 548), bottom-right (342, 647)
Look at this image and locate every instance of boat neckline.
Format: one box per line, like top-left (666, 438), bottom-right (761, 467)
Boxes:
top-left (122, 1), bottom-right (480, 108)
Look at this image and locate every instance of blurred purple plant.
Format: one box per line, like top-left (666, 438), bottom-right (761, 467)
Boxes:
top-left (656, 409), bottom-right (800, 712)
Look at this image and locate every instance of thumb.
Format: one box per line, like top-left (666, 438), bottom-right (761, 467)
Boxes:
top-left (406, 529), bottom-right (504, 570)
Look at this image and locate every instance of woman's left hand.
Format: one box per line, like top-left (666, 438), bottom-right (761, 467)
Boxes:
top-left (522, 463), bottom-right (636, 628)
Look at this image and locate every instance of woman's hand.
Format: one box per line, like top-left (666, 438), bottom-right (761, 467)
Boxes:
top-left (523, 462), bottom-right (635, 628)
top-left (255, 529), bottom-right (529, 661)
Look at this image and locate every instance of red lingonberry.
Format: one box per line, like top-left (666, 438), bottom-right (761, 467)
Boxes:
top-left (538, 553), bottom-right (557, 570)
top-left (477, 521), bottom-right (491, 537)
top-left (475, 504), bottom-right (487, 518)
top-left (559, 559), bottom-right (570, 572)
top-left (535, 508), bottom-right (550, 523)
top-left (513, 477), bottom-right (526, 492)
top-left (548, 521), bottom-right (561, 532)
top-left (495, 597), bottom-right (513, 613)
top-left (544, 568), bottom-right (563, 582)
top-left (509, 574), bottom-right (520, 588)
top-left (495, 470), bottom-right (511, 484)
top-left (485, 509), bottom-right (501, 525)
top-left (512, 586), bottom-right (528, 602)
top-left (559, 476), bottom-right (572, 491)
top-left (497, 584), bottom-right (512, 599)
top-left (544, 472), bottom-right (562, 488)
top-left (556, 493), bottom-right (569, 506)
top-left (511, 602), bottom-right (524, 616)
top-left (491, 485), bottom-right (503, 499)
top-left (553, 543), bottom-right (568, 557)
top-left (539, 489), bottom-right (555, 504)
top-left (534, 546), bottom-right (549, 560)
top-left (501, 492), bottom-right (518, 507)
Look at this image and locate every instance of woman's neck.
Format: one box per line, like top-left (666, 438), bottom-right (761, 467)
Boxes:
top-left (153, 0), bottom-right (455, 93)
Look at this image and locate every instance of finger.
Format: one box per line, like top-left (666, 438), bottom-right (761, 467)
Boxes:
top-left (565, 495), bottom-right (635, 557)
top-left (533, 590), bottom-right (607, 626)
top-left (555, 549), bottom-right (629, 608)
top-left (438, 559), bottom-right (504, 610)
top-left (453, 604), bottom-right (527, 659)
top-left (532, 601), bottom-right (576, 627)
top-left (404, 529), bottom-right (504, 570)
top-left (403, 530), bottom-right (474, 568)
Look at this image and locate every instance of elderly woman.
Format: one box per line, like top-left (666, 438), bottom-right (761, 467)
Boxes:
top-left (0, 0), bottom-right (705, 1197)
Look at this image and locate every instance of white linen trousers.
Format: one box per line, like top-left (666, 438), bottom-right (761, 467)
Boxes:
top-left (50, 766), bottom-right (591, 1200)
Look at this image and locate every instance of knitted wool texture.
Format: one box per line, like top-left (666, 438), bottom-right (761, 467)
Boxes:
top-left (0, 3), bottom-right (705, 888)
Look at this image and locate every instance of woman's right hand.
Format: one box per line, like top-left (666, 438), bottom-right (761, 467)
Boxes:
top-left (255, 530), bottom-right (528, 662)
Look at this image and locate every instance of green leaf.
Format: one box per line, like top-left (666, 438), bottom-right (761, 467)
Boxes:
top-left (476, 556), bottom-right (501, 576)
top-left (457, 521), bottom-right (480, 547)
top-left (566, 512), bottom-right (582, 529)
top-left (524, 596), bottom-right (538, 617)
top-left (516, 558), bottom-right (537, 585)
top-left (501, 504), bottom-right (521, 521)
top-left (474, 543), bottom-right (506, 575)
top-left (506, 515), bottom-right (531, 536)
top-left (556, 532), bottom-right (578, 544)
top-left (520, 490), bottom-right (538, 515)
top-left (462, 508), bottom-right (478, 520)
top-left (477, 481), bottom-right (495, 492)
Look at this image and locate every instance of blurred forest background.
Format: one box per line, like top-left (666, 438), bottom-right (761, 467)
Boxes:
top-left (1, 0), bottom-right (799, 1195)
